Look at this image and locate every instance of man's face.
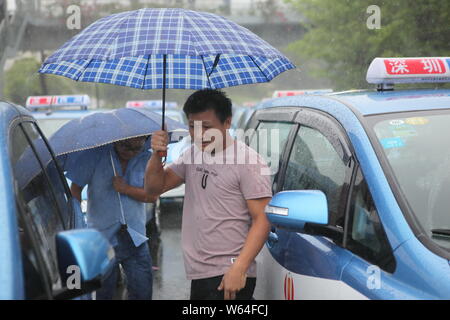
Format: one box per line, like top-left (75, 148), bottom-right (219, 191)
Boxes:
top-left (114, 137), bottom-right (146, 160)
top-left (188, 109), bottom-right (231, 152)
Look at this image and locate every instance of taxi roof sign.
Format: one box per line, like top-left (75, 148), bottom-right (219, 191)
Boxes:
top-left (272, 89), bottom-right (333, 98)
top-left (126, 100), bottom-right (178, 109)
top-left (26, 95), bottom-right (90, 110)
top-left (367, 57), bottom-right (450, 87)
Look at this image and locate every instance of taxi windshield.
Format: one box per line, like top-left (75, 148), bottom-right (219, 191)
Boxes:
top-left (371, 110), bottom-right (450, 251)
top-left (36, 118), bottom-right (71, 137)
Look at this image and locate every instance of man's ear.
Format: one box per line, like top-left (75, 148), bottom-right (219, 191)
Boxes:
top-left (224, 116), bottom-right (232, 129)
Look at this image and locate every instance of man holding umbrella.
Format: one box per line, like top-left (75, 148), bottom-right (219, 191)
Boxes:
top-left (145, 89), bottom-right (272, 300)
top-left (38, 7), bottom-right (294, 299)
top-left (69, 136), bottom-right (157, 300)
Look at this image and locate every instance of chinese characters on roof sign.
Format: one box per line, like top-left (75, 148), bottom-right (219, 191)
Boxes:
top-left (385, 58), bottom-right (446, 75)
top-left (366, 57), bottom-right (450, 85)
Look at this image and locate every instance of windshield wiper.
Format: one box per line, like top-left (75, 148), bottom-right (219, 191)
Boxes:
top-left (431, 229), bottom-right (450, 240)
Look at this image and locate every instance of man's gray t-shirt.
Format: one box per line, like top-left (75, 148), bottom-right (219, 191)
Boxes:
top-left (167, 140), bottom-right (272, 280)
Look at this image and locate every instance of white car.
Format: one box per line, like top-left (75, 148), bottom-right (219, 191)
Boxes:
top-left (160, 135), bottom-right (191, 201)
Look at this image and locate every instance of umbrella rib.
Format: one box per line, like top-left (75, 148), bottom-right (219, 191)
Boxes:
top-left (208, 54), bottom-right (221, 77)
top-left (76, 58), bottom-right (95, 81)
top-left (143, 54), bottom-right (151, 89)
top-left (249, 55), bottom-right (271, 83)
top-left (200, 55), bottom-right (214, 89)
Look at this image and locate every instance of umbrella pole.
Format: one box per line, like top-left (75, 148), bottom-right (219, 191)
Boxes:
top-left (110, 151), bottom-right (127, 229)
top-left (162, 54), bottom-right (166, 131)
top-left (158, 54), bottom-right (167, 159)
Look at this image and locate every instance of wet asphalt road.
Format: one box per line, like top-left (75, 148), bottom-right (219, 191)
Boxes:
top-left (152, 200), bottom-right (190, 300)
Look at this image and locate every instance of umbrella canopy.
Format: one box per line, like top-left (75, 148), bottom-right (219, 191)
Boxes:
top-left (49, 106), bottom-right (186, 156)
top-left (14, 107), bottom-right (187, 189)
top-left (39, 8), bottom-right (295, 90)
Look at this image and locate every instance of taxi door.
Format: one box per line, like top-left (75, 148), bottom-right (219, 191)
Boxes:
top-left (253, 107), bottom-right (358, 299)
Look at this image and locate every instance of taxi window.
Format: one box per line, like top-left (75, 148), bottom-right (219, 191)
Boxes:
top-left (249, 121), bottom-right (294, 191)
top-left (346, 169), bottom-right (395, 273)
top-left (10, 123), bottom-right (65, 288)
top-left (21, 122), bottom-right (71, 229)
top-left (282, 125), bottom-right (349, 228)
top-left (16, 204), bottom-right (50, 299)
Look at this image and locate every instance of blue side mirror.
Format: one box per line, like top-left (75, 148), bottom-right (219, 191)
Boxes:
top-left (54, 229), bottom-right (115, 299)
top-left (265, 190), bottom-right (328, 232)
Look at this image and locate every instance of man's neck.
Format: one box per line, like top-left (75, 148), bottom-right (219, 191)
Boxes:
top-left (119, 158), bottom-right (128, 174)
top-left (211, 132), bottom-right (234, 155)
top-left (114, 147), bottom-right (130, 174)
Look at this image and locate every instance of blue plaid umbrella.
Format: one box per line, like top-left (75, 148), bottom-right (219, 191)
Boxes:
top-left (39, 8), bottom-right (295, 145)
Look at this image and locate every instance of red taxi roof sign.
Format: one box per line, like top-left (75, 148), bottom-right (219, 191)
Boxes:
top-left (26, 95), bottom-right (90, 110)
top-left (272, 89), bottom-right (332, 98)
top-left (367, 57), bottom-right (450, 85)
top-left (126, 100), bottom-right (178, 109)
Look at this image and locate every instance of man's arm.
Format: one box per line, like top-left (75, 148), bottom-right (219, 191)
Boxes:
top-left (144, 130), bottom-right (184, 198)
top-left (112, 176), bottom-right (158, 203)
top-left (218, 197), bottom-right (271, 300)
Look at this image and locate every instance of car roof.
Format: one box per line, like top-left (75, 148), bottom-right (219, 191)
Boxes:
top-left (0, 101), bottom-right (35, 132)
top-left (330, 88), bottom-right (450, 116)
top-left (31, 109), bottom-right (109, 119)
top-left (260, 88), bottom-right (450, 117)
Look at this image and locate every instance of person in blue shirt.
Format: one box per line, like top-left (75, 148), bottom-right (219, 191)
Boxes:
top-left (68, 136), bottom-right (157, 300)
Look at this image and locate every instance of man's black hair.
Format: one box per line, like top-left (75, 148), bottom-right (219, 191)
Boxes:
top-left (183, 89), bottom-right (232, 123)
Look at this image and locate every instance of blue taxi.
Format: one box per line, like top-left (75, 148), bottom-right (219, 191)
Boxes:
top-left (250, 57), bottom-right (450, 299)
top-left (0, 100), bottom-right (114, 299)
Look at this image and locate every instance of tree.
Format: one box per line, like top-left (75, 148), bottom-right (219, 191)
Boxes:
top-left (286, 0), bottom-right (450, 90)
top-left (4, 57), bottom-right (84, 105)
top-left (4, 57), bottom-right (44, 105)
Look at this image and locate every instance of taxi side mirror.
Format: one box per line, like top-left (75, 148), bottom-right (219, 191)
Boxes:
top-left (265, 190), bottom-right (328, 232)
top-left (53, 229), bottom-right (115, 300)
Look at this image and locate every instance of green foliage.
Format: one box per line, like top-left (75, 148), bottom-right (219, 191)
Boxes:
top-left (3, 57), bottom-right (96, 106)
top-left (4, 57), bottom-right (43, 104)
top-left (286, 0), bottom-right (450, 89)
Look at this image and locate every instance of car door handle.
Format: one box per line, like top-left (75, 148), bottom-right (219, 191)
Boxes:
top-left (267, 231), bottom-right (279, 248)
